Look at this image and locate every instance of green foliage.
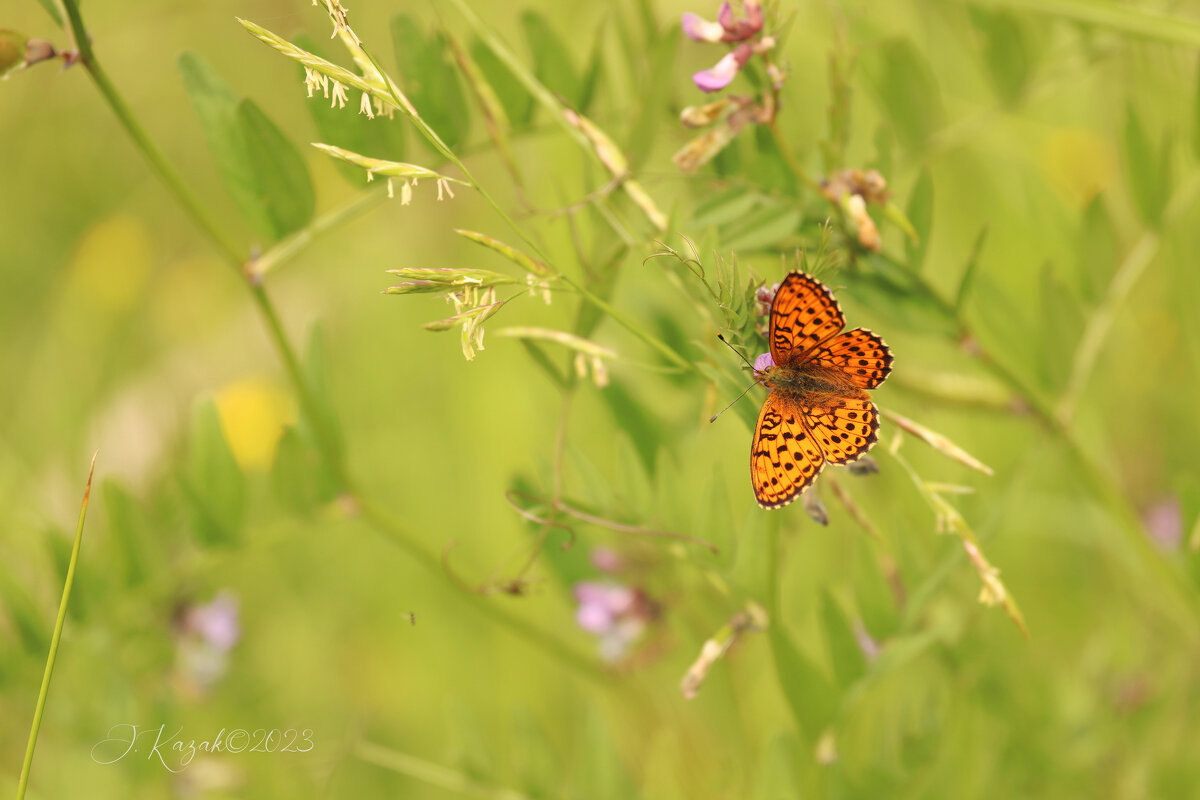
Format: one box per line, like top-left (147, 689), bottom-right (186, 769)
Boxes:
top-left (1122, 104), bottom-right (1172, 226)
top-left (5, 0), bottom-right (1200, 798)
top-left (179, 52), bottom-right (315, 240)
top-left (296, 33), bottom-right (407, 185)
top-left (391, 14), bottom-right (470, 151)
top-left (179, 400), bottom-right (245, 547)
top-left (860, 38), bottom-right (945, 152)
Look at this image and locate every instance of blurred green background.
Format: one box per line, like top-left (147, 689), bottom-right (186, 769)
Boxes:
top-left (3, 0), bottom-right (1200, 797)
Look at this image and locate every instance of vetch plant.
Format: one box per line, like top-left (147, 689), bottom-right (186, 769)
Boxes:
top-left (10, 0), bottom-right (1200, 795)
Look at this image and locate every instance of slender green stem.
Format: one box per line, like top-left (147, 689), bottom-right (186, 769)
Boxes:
top-left (16, 455), bottom-right (96, 800)
top-left (354, 494), bottom-right (609, 683)
top-left (875, 252), bottom-right (1200, 626)
top-left (1057, 171), bottom-right (1200, 425)
top-left (956, 0), bottom-right (1200, 48)
top-left (249, 185), bottom-right (390, 280)
top-left (356, 740), bottom-right (539, 800)
top-left (61, 2), bottom-right (244, 267)
top-left (359, 2), bottom-right (696, 373)
top-left (51, 0), bottom-right (611, 684)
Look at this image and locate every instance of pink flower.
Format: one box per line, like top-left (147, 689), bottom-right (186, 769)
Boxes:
top-left (590, 546), bottom-right (623, 573)
top-left (173, 591), bottom-right (241, 694)
top-left (682, 2), bottom-right (763, 43)
top-left (753, 352), bottom-right (774, 372)
top-left (1143, 498), bottom-right (1183, 551)
top-left (573, 581), bottom-right (653, 661)
top-left (681, 11), bottom-right (727, 43)
top-left (692, 43), bottom-right (754, 93)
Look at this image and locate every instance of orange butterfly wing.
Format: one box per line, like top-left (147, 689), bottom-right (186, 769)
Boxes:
top-left (768, 272), bottom-right (846, 367)
top-left (809, 327), bottom-right (894, 389)
top-left (802, 396), bottom-right (881, 464)
top-left (751, 391), bottom-right (826, 509)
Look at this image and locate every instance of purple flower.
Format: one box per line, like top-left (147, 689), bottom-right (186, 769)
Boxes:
top-left (573, 581), bottom-right (652, 661)
top-left (753, 352), bottom-right (774, 372)
top-left (590, 546), bottom-right (623, 573)
top-left (183, 591), bottom-right (241, 651)
top-left (173, 591), bottom-right (241, 694)
top-left (682, 2), bottom-right (763, 43)
top-left (1143, 498), bottom-right (1183, 551)
top-left (692, 43), bottom-right (753, 93)
top-left (681, 11), bottom-right (726, 43)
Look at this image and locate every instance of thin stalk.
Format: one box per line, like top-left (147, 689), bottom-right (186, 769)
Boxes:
top-left (874, 254), bottom-right (1200, 627)
top-left (1057, 171), bottom-right (1200, 425)
top-left (248, 185), bottom-right (390, 280)
top-left (356, 740), bottom-right (538, 800)
top-left (60, 1), bottom-right (244, 267)
top-left (357, 2), bottom-right (696, 373)
top-left (52, 0), bottom-right (611, 684)
top-left (15, 455), bottom-right (96, 800)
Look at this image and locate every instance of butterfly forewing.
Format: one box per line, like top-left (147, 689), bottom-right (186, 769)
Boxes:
top-left (768, 272), bottom-right (846, 366)
top-left (751, 392), bottom-right (825, 508)
top-left (809, 328), bottom-right (894, 389)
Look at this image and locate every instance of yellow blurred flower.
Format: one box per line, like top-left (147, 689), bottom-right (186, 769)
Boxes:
top-left (68, 213), bottom-right (152, 313)
top-left (214, 378), bottom-right (296, 470)
top-left (1040, 128), bottom-right (1115, 207)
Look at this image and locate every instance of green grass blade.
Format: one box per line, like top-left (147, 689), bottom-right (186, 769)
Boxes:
top-left (15, 454), bottom-right (97, 800)
top-left (961, 0), bottom-right (1200, 47)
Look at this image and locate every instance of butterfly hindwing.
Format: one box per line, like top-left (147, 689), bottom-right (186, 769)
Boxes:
top-left (809, 328), bottom-right (893, 389)
top-left (769, 272), bottom-right (846, 367)
top-left (751, 391), bottom-right (826, 508)
top-left (802, 396), bottom-right (880, 465)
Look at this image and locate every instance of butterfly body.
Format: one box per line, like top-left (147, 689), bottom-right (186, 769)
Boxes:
top-left (749, 272), bottom-right (893, 509)
top-left (758, 361), bottom-right (866, 401)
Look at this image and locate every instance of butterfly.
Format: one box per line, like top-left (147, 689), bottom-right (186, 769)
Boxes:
top-left (750, 271), bottom-right (893, 509)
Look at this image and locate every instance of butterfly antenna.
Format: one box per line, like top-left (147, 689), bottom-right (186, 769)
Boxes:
top-left (717, 333), bottom-right (757, 371)
top-left (709, 380), bottom-right (760, 424)
top-left (710, 334), bottom-right (763, 424)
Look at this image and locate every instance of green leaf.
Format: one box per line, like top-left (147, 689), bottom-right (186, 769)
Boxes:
top-left (751, 733), bottom-right (804, 800)
top-left (695, 465), bottom-right (736, 568)
top-left (299, 323), bottom-right (344, 462)
top-left (905, 169), bottom-right (933, 269)
top-left (271, 426), bottom-right (339, 515)
top-left (1122, 104), bottom-right (1171, 226)
top-left (391, 16), bottom-right (470, 151)
top-left (820, 589), bottom-right (867, 689)
top-left (748, 125), bottom-right (798, 194)
top-left (180, 400), bottom-right (245, 547)
top-left (953, 225), bottom-right (990, 313)
top-left (1194, 56), bottom-right (1200, 161)
top-left (509, 708), bottom-right (559, 798)
top-left (768, 621), bottom-right (840, 741)
top-left (626, 27), bottom-right (679, 170)
top-left (34, 0), bottom-right (62, 26)
top-left (1074, 197), bottom-right (1118, 303)
top-left (845, 264), bottom-right (959, 338)
top-left (691, 187), bottom-right (763, 230)
top-left (295, 34), bottom-right (406, 186)
top-left (520, 11), bottom-right (583, 109)
top-left (968, 7), bottom-right (1039, 106)
top-left (470, 38), bottom-right (534, 128)
top-left (578, 21), bottom-right (606, 113)
top-left (179, 52), bottom-right (315, 241)
top-left (720, 203), bottom-right (803, 252)
top-left (862, 38), bottom-right (945, 152)
top-left (235, 99), bottom-right (316, 237)
top-left (0, 560), bottom-right (50, 653)
top-left (572, 707), bottom-right (641, 800)
top-left (103, 480), bottom-right (150, 586)
top-left (1036, 264), bottom-right (1085, 393)
top-left (600, 381), bottom-right (662, 478)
